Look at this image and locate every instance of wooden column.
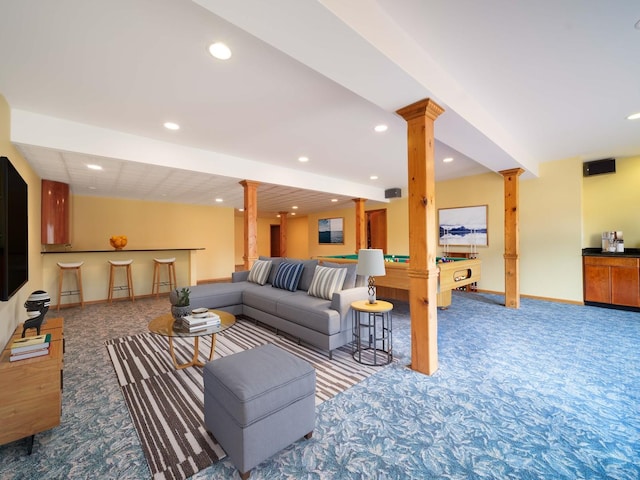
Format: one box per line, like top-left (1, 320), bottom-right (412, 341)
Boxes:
top-left (396, 98), bottom-right (444, 376)
top-left (279, 211), bottom-right (288, 257)
top-left (353, 198), bottom-right (366, 253)
top-left (239, 180), bottom-right (260, 269)
top-left (500, 168), bottom-right (524, 308)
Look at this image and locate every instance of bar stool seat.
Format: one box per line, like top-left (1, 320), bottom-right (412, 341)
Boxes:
top-left (152, 257), bottom-right (177, 298)
top-left (56, 261), bottom-right (84, 310)
top-left (108, 259), bottom-right (134, 303)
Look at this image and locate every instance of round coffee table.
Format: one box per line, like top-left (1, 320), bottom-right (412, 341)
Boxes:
top-left (148, 310), bottom-right (236, 369)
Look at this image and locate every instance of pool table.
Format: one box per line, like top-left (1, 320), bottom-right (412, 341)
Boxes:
top-left (319, 254), bottom-right (481, 308)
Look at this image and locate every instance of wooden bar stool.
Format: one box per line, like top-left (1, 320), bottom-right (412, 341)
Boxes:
top-left (56, 261), bottom-right (84, 310)
top-left (152, 257), bottom-right (177, 298)
top-left (108, 259), bottom-right (134, 303)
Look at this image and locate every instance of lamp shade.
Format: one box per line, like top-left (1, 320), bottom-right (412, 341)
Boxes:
top-left (356, 249), bottom-right (386, 277)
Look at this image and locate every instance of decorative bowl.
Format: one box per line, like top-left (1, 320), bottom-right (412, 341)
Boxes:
top-left (191, 308), bottom-right (210, 318)
top-left (109, 235), bottom-right (128, 250)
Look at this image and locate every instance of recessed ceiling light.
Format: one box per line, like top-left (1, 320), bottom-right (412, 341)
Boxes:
top-left (209, 42), bottom-right (232, 60)
top-left (298, 156), bottom-right (309, 163)
top-left (331, 199), bottom-right (338, 203)
top-left (87, 164), bottom-right (102, 170)
top-left (443, 157), bottom-right (454, 163)
top-left (292, 206), bottom-right (298, 209)
top-left (627, 112), bottom-right (640, 120)
top-left (374, 124), bottom-right (388, 133)
top-left (164, 122), bottom-right (180, 130)
top-left (215, 198), bottom-right (223, 203)
top-left (291, 212), bottom-right (296, 216)
top-left (239, 208), bottom-right (244, 212)
top-left (370, 175), bottom-right (379, 180)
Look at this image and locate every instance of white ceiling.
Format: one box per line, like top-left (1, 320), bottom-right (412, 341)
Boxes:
top-left (1, 0), bottom-right (639, 217)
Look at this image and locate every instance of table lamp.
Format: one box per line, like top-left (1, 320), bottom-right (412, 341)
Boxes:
top-left (356, 249), bottom-right (386, 304)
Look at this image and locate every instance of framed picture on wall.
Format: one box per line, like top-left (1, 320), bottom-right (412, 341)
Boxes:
top-left (318, 217), bottom-right (344, 244)
top-left (438, 205), bottom-right (488, 246)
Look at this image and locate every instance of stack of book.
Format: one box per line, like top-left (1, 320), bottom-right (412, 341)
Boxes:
top-left (9, 333), bottom-right (52, 362)
top-left (180, 312), bottom-right (221, 332)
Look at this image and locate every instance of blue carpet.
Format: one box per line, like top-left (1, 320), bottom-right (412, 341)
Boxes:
top-left (1, 292), bottom-right (639, 479)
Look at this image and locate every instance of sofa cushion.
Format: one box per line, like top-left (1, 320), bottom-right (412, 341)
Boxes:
top-left (259, 256), bottom-right (284, 285)
top-left (188, 282), bottom-right (251, 309)
top-left (243, 285), bottom-right (293, 316)
top-left (307, 265), bottom-right (348, 300)
top-left (272, 262), bottom-right (304, 292)
top-left (248, 259), bottom-right (272, 285)
top-left (284, 258), bottom-right (318, 291)
top-left (276, 292), bottom-right (341, 335)
top-left (320, 261), bottom-right (357, 289)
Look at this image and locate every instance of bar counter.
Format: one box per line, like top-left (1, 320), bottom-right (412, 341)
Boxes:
top-left (582, 247), bottom-right (640, 258)
top-left (42, 248), bottom-right (203, 254)
top-left (41, 248), bottom-right (204, 307)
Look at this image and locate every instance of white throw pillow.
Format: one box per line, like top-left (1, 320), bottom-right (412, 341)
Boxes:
top-left (247, 259), bottom-right (272, 285)
top-left (307, 265), bottom-right (348, 300)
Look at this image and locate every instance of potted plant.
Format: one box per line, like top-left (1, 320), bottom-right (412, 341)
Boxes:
top-left (171, 287), bottom-right (191, 320)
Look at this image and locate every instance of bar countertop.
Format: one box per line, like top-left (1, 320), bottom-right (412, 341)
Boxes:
top-left (41, 248), bottom-right (204, 254)
top-left (582, 247), bottom-right (640, 258)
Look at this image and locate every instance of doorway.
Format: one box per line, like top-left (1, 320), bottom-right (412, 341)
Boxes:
top-left (270, 225), bottom-right (281, 257)
top-left (366, 209), bottom-right (387, 253)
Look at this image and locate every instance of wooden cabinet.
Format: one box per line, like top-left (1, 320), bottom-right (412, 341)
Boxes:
top-left (0, 317), bottom-right (64, 452)
top-left (583, 256), bottom-right (640, 307)
top-left (41, 179), bottom-right (70, 245)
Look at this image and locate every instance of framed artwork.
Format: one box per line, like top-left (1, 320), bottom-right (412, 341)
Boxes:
top-left (318, 217), bottom-right (344, 244)
top-left (438, 205), bottom-right (488, 246)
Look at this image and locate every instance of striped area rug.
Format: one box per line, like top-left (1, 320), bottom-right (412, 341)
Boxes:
top-left (105, 318), bottom-right (384, 480)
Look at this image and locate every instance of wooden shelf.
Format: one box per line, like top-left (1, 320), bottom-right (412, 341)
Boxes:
top-left (0, 317), bottom-right (64, 452)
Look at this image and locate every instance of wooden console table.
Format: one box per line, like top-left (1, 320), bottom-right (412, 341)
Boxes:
top-left (0, 317), bottom-right (64, 453)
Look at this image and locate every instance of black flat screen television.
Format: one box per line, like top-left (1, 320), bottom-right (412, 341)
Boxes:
top-left (0, 156), bottom-right (29, 301)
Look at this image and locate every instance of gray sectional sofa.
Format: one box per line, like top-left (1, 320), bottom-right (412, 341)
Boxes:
top-left (172, 257), bottom-right (367, 358)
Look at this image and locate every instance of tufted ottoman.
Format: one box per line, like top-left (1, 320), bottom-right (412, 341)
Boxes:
top-left (203, 344), bottom-right (316, 479)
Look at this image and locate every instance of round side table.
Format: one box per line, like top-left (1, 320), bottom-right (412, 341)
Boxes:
top-left (350, 299), bottom-right (393, 366)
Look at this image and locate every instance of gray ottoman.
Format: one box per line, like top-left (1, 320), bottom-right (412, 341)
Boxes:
top-left (203, 344), bottom-right (316, 479)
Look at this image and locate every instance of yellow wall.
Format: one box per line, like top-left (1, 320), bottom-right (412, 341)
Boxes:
top-left (435, 172), bottom-right (505, 292)
top-left (520, 158), bottom-right (584, 300)
top-left (286, 216), bottom-right (310, 258)
top-left (71, 195), bottom-right (235, 281)
top-left (234, 214), bottom-right (310, 266)
top-left (234, 215), bottom-right (244, 266)
top-left (583, 155), bottom-right (640, 248)
top-left (0, 95), bottom-right (44, 350)
top-left (307, 207), bottom-right (357, 258)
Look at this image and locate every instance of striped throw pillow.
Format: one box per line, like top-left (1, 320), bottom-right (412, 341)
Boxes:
top-left (247, 260), bottom-right (272, 285)
top-left (272, 262), bottom-right (304, 291)
top-left (307, 265), bottom-right (348, 300)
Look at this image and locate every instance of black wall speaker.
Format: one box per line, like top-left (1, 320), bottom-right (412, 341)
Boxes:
top-left (583, 158), bottom-right (616, 177)
top-left (384, 188), bottom-right (402, 198)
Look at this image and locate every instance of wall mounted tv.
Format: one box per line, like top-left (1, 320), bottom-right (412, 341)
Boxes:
top-left (0, 156), bottom-right (29, 301)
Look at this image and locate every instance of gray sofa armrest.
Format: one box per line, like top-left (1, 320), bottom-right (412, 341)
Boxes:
top-left (330, 286), bottom-right (368, 318)
top-left (232, 270), bottom-right (249, 283)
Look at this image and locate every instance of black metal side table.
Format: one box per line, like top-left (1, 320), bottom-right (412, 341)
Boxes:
top-left (350, 299), bottom-right (393, 366)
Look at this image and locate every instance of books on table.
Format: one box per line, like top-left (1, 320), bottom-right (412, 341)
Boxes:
top-left (9, 333), bottom-right (51, 361)
top-left (10, 348), bottom-right (50, 362)
top-left (181, 312), bottom-right (221, 332)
